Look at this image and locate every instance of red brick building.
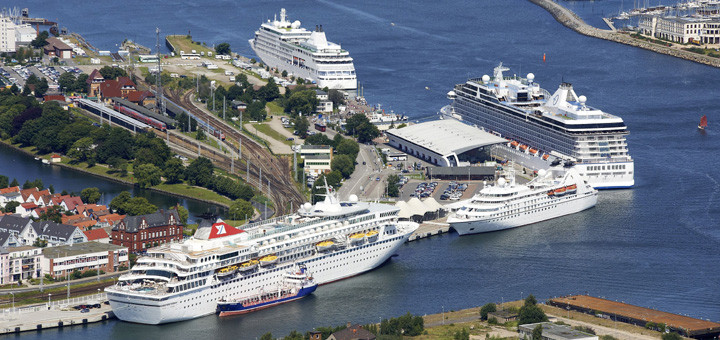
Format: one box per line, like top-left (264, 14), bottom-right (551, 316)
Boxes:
top-left (111, 210), bottom-right (183, 253)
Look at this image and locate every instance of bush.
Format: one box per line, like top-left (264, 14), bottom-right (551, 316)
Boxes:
top-left (573, 326), bottom-right (595, 335)
top-left (480, 303), bottom-right (497, 320)
top-left (487, 317), bottom-right (498, 325)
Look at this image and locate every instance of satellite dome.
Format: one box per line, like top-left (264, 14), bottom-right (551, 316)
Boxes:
top-left (537, 169), bottom-right (547, 177)
top-left (578, 95), bottom-right (587, 104)
top-left (527, 73), bottom-right (535, 81)
top-left (497, 177), bottom-right (506, 186)
top-left (303, 202), bottom-right (312, 210)
top-left (349, 194), bottom-right (358, 202)
top-left (481, 75), bottom-right (490, 83)
top-left (292, 20), bottom-right (301, 29)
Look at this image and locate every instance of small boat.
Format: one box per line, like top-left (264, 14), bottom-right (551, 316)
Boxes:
top-left (519, 144), bottom-right (528, 151)
top-left (699, 115), bottom-right (708, 130)
top-left (238, 260), bottom-right (259, 272)
top-left (542, 154), bottom-right (550, 161)
top-left (565, 184), bottom-right (577, 194)
top-left (547, 190), bottom-right (555, 196)
top-left (217, 265), bottom-right (238, 278)
top-left (316, 240), bottom-right (334, 252)
top-left (349, 232), bottom-right (366, 244)
top-left (510, 141), bottom-right (519, 148)
top-left (365, 230), bottom-right (379, 243)
top-left (217, 266), bottom-right (317, 317)
top-left (554, 187), bottom-right (567, 196)
top-left (529, 148), bottom-right (538, 155)
top-left (259, 255), bottom-right (278, 267)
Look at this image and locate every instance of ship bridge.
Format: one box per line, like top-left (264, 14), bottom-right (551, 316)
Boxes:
top-left (386, 120), bottom-right (506, 167)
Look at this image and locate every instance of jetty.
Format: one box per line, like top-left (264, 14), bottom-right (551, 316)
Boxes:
top-left (528, 0), bottom-right (720, 68)
top-left (408, 220), bottom-right (451, 242)
top-left (0, 293), bottom-right (114, 335)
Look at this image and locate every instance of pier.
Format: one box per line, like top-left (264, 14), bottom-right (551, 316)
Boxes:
top-left (0, 293), bottom-right (114, 335)
top-left (408, 220), bottom-right (451, 242)
top-left (528, 0), bottom-right (720, 68)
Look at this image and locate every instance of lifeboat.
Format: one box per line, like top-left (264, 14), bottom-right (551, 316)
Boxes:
top-left (547, 190), bottom-right (555, 196)
top-left (510, 141), bottom-right (519, 148)
top-left (554, 187), bottom-right (567, 196)
top-left (529, 148), bottom-right (538, 155)
top-left (259, 255), bottom-right (278, 267)
top-left (565, 184), bottom-right (577, 194)
top-left (217, 265), bottom-right (238, 278)
top-left (366, 230), bottom-right (379, 243)
top-left (238, 260), bottom-right (259, 272)
top-left (542, 154), bottom-right (550, 161)
top-left (349, 233), bottom-right (366, 244)
top-left (519, 144), bottom-right (528, 151)
top-left (316, 240), bottom-right (334, 252)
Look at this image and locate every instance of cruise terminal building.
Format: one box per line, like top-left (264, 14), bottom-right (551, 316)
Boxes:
top-left (385, 119), bottom-right (506, 167)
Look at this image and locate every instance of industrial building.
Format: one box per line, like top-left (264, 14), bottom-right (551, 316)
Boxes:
top-left (518, 322), bottom-right (598, 340)
top-left (385, 120), bottom-right (506, 167)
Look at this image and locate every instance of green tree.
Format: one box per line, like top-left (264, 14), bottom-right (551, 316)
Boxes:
top-left (67, 137), bottom-right (94, 163)
top-left (122, 197), bottom-right (158, 216)
top-left (80, 187), bottom-right (101, 204)
top-left (345, 113), bottom-right (370, 135)
top-left (480, 302), bottom-right (497, 320)
top-left (108, 157), bottom-right (128, 176)
top-left (109, 191), bottom-right (132, 214)
top-left (3, 201), bottom-right (20, 213)
top-left (304, 133), bottom-right (333, 146)
top-left (259, 333), bottom-right (272, 340)
top-left (0, 175), bottom-right (8, 189)
top-left (661, 333), bottom-right (682, 340)
top-left (215, 43), bottom-right (231, 55)
top-left (258, 78), bottom-right (280, 102)
top-left (294, 116), bottom-right (309, 138)
top-left (518, 294), bottom-right (548, 325)
top-left (196, 128), bottom-right (206, 141)
top-left (281, 70), bottom-right (288, 77)
top-left (98, 66), bottom-right (127, 80)
top-left (58, 72), bottom-right (77, 92)
top-left (9, 178), bottom-right (18, 187)
top-left (185, 157), bottom-right (214, 187)
top-left (336, 138), bottom-right (359, 158)
top-left (246, 100), bottom-right (267, 121)
top-left (75, 74), bottom-right (89, 93)
top-left (386, 174), bottom-right (400, 197)
top-left (30, 31), bottom-right (49, 48)
top-left (228, 199), bottom-right (254, 221)
top-left (134, 163), bottom-right (162, 188)
top-left (284, 88), bottom-right (318, 116)
top-left (328, 89), bottom-right (345, 107)
top-left (331, 154), bottom-right (355, 179)
top-left (173, 205), bottom-right (189, 224)
top-left (532, 324), bottom-right (544, 340)
top-left (355, 122), bottom-right (380, 143)
top-left (39, 205), bottom-right (63, 223)
top-left (163, 158), bottom-right (185, 184)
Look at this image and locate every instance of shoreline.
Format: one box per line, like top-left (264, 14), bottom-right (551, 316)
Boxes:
top-left (529, 0), bottom-right (720, 68)
top-left (0, 140), bottom-right (230, 209)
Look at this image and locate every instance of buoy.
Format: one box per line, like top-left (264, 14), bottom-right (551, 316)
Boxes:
top-left (425, 86), bottom-right (429, 90)
top-left (543, 53), bottom-right (546, 62)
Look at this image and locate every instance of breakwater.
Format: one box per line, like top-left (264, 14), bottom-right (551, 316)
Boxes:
top-left (528, 0), bottom-right (720, 68)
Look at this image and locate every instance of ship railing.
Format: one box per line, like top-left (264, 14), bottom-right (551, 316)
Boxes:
top-left (247, 215), bottom-right (343, 240)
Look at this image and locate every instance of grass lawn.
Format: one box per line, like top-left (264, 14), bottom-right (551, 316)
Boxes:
top-left (252, 123), bottom-right (293, 146)
top-left (266, 101), bottom-right (286, 116)
top-left (154, 183), bottom-right (233, 206)
top-left (180, 131), bottom-right (229, 153)
top-left (166, 35), bottom-right (214, 55)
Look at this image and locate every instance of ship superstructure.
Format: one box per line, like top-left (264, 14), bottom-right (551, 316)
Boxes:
top-left (447, 63), bottom-right (634, 189)
top-left (249, 8), bottom-right (357, 90)
top-left (105, 186), bottom-right (417, 324)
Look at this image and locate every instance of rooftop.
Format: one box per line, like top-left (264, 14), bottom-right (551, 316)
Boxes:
top-left (42, 242), bottom-right (126, 258)
top-left (519, 322), bottom-right (596, 340)
top-left (386, 120), bottom-right (506, 156)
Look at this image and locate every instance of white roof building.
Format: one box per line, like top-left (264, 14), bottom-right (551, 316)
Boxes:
top-left (386, 120), bottom-right (506, 167)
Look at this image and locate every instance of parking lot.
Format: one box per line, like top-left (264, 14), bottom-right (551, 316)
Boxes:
top-left (398, 178), bottom-right (485, 203)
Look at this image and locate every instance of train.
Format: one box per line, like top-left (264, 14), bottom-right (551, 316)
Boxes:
top-left (163, 97), bottom-right (225, 140)
top-left (113, 105), bottom-right (167, 131)
top-left (314, 123), bottom-right (326, 132)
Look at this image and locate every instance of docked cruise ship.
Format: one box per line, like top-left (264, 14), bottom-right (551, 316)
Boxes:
top-left (249, 8), bottom-right (357, 90)
top-left (448, 168), bottom-right (598, 235)
top-left (446, 63), bottom-right (634, 189)
top-left (105, 188), bottom-right (418, 324)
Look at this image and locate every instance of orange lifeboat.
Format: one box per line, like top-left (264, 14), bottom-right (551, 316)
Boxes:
top-left (547, 190), bottom-right (555, 196)
top-left (510, 141), bottom-right (519, 148)
top-left (542, 154), bottom-right (550, 161)
top-left (529, 148), bottom-right (538, 155)
top-left (519, 144), bottom-right (528, 151)
top-left (566, 184), bottom-right (577, 194)
top-left (554, 187), bottom-right (566, 196)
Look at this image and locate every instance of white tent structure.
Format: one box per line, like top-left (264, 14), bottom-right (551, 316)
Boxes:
top-left (407, 197), bottom-right (433, 222)
top-left (394, 201), bottom-right (413, 220)
top-left (422, 197), bottom-right (447, 218)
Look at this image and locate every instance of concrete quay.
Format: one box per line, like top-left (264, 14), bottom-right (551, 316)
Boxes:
top-left (529, 0), bottom-right (720, 68)
top-left (408, 220), bottom-right (452, 242)
top-left (0, 293), bottom-right (114, 335)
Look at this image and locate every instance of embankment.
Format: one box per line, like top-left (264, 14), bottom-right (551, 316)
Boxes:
top-left (528, 0), bottom-right (720, 68)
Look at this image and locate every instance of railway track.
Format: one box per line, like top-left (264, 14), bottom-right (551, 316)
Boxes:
top-left (166, 89), bottom-right (305, 213)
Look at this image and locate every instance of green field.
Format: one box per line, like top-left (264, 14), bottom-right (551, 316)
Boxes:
top-left (166, 35), bottom-right (214, 55)
top-left (252, 123), bottom-right (293, 146)
top-left (154, 183), bottom-right (233, 206)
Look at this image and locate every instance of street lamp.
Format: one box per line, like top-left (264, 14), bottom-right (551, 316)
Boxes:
top-left (9, 292), bottom-right (14, 313)
top-left (442, 305), bottom-right (445, 325)
top-left (48, 293), bottom-right (51, 305)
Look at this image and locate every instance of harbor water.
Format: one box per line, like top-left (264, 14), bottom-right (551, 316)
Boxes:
top-left (2, 0), bottom-right (720, 338)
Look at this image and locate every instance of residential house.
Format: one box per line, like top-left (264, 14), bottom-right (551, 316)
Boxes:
top-left (98, 80), bottom-right (122, 104)
top-left (31, 220), bottom-right (87, 247)
top-left (83, 228), bottom-right (110, 244)
top-left (43, 37), bottom-right (73, 59)
top-left (41, 242), bottom-right (129, 278)
top-left (126, 90), bottom-right (155, 107)
top-left (231, 100), bottom-right (247, 114)
top-left (86, 69), bottom-right (105, 97)
top-left (327, 324), bottom-right (376, 340)
top-left (0, 191), bottom-right (22, 207)
top-left (75, 204), bottom-right (109, 217)
top-left (0, 234), bottom-right (20, 248)
top-left (299, 145), bottom-right (333, 177)
top-left (315, 89), bottom-right (333, 113)
top-left (96, 213), bottom-right (125, 228)
top-left (15, 202), bottom-right (37, 217)
top-left (0, 246), bottom-right (42, 285)
top-left (51, 195), bottom-right (83, 212)
top-left (111, 209), bottom-right (183, 252)
top-left (0, 187), bottom-right (20, 195)
top-left (117, 77), bottom-right (136, 97)
top-left (0, 215), bottom-right (34, 245)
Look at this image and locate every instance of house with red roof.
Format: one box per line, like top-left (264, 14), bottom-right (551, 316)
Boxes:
top-left (86, 69), bottom-right (105, 97)
top-left (15, 202), bottom-right (38, 217)
top-left (97, 213), bottom-right (125, 228)
top-left (75, 204), bottom-right (109, 217)
top-left (50, 154), bottom-right (62, 163)
top-left (52, 195), bottom-right (83, 212)
top-left (117, 77), bottom-right (136, 96)
top-left (0, 187), bottom-right (20, 195)
top-left (126, 90), bottom-right (155, 106)
top-left (98, 80), bottom-right (122, 104)
top-left (83, 228), bottom-right (110, 243)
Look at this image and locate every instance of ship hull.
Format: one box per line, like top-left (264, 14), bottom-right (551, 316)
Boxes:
top-left (217, 285), bottom-right (317, 316)
top-left (448, 191), bottom-right (598, 236)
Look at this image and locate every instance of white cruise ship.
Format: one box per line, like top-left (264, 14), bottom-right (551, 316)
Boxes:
top-left (448, 168), bottom-right (598, 235)
top-left (446, 63), bottom-right (634, 189)
top-left (249, 8), bottom-right (357, 90)
top-left (105, 187), bottom-right (417, 324)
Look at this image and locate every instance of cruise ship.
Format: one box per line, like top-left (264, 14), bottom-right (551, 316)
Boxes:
top-left (448, 168), bottom-right (598, 235)
top-left (249, 8), bottom-right (357, 90)
top-left (446, 63), bottom-right (634, 189)
top-left (105, 187), bottom-right (418, 324)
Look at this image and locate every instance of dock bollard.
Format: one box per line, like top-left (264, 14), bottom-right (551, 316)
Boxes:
top-left (37, 324), bottom-right (42, 331)
top-left (58, 321), bottom-right (63, 327)
top-left (82, 319), bottom-right (88, 324)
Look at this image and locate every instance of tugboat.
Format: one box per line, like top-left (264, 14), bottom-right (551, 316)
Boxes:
top-left (217, 265), bottom-right (317, 316)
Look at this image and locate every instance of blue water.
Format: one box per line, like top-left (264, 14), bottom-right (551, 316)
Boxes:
top-left (3, 0), bottom-right (720, 338)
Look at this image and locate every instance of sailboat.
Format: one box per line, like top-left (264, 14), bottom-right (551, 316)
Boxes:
top-left (699, 115), bottom-right (708, 130)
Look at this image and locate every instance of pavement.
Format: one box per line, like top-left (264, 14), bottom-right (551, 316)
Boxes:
top-left (244, 122), bottom-right (292, 154)
top-left (0, 273), bottom-right (122, 295)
